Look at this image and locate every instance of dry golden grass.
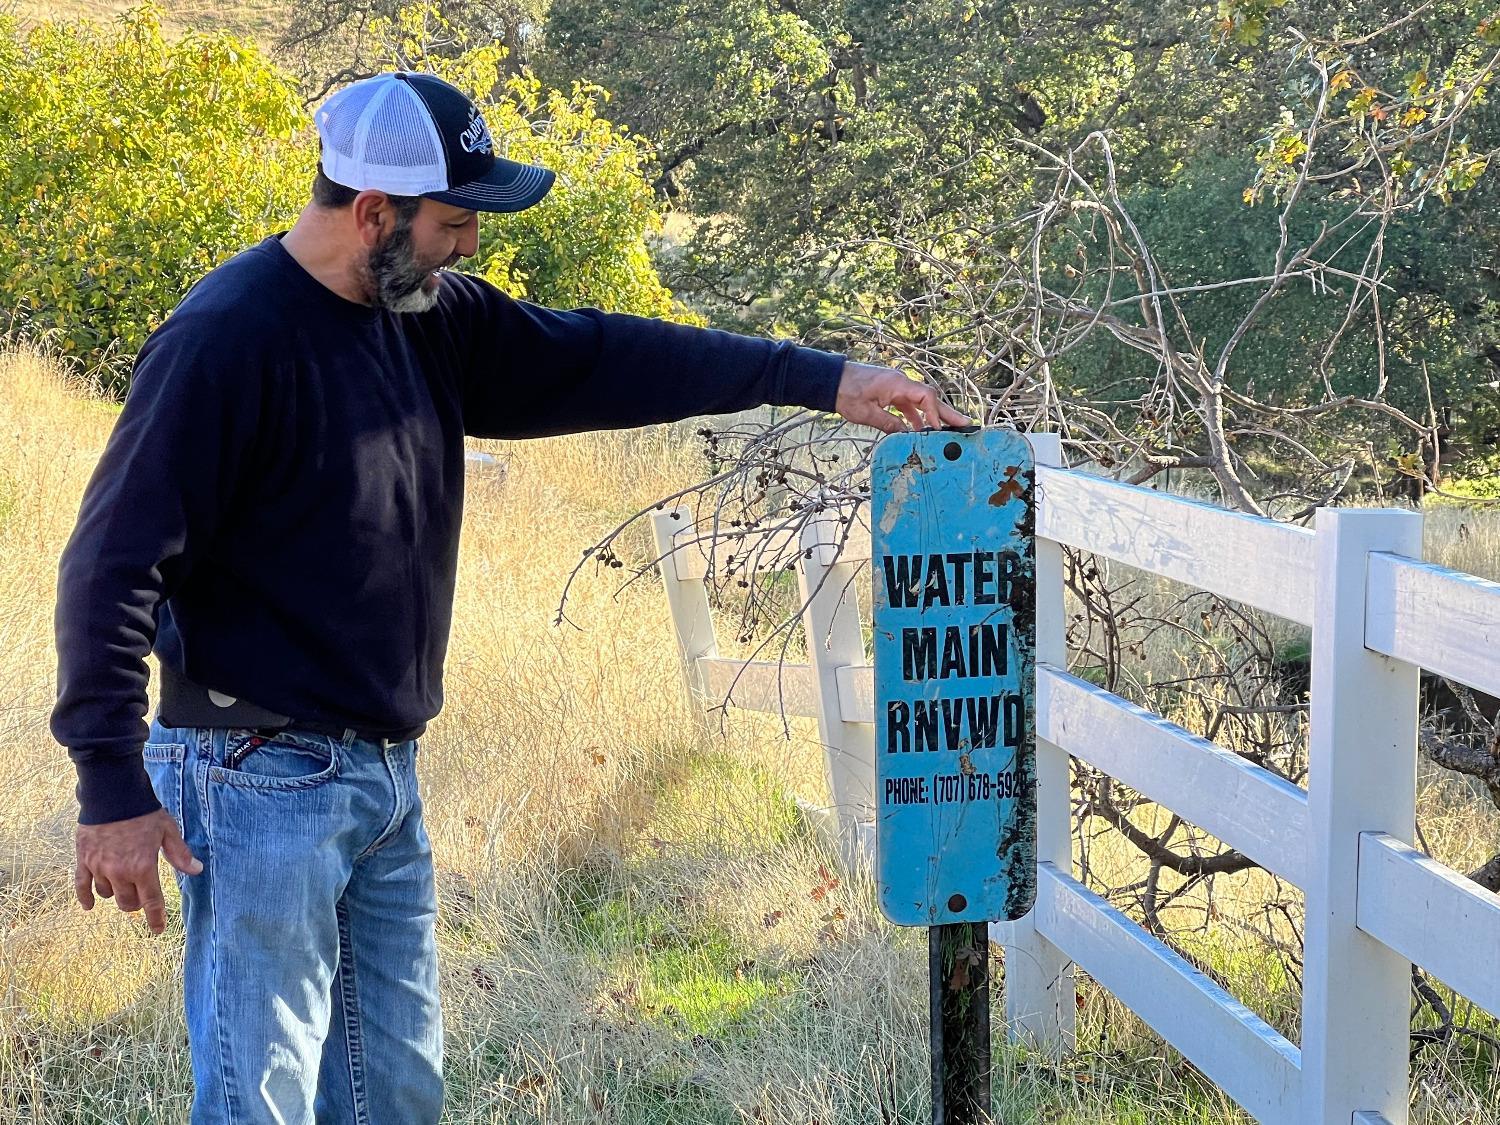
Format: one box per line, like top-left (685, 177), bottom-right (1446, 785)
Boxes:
top-left (0, 346), bottom-right (938, 1124)
top-left (0, 341), bottom-right (1496, 1122)
top-left (1, 0), bottom-right (287, 42)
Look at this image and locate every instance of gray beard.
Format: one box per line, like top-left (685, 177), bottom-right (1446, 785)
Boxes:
top-left (366, 222), bottom-right (447, 313)
top-left (382, 278), bottom-right (441, 315)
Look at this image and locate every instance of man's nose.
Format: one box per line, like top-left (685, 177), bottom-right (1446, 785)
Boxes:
top-left (458, 221), bottom-right (479, 258)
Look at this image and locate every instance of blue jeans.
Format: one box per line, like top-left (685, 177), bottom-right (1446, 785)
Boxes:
top-left (143, 720), bottom-right (444, 1124)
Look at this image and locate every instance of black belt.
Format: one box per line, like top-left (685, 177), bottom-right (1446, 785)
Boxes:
top-left (158, 664), bottom-right (425, 746)
top-left (252, 718), bottom-right (426, 747)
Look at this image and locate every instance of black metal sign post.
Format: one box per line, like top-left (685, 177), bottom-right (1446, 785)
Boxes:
top-left (871, 428), bottom-right (1039, 1125)
top-left (930, 922), bottom-right (992, 1124)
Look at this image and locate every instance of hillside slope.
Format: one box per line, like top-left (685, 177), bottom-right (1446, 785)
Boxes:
top-left (5, 0), bottom-right (288, 45)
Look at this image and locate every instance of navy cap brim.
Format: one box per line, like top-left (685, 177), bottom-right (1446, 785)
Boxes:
top-left (424, 158), bottom-right (555, 213)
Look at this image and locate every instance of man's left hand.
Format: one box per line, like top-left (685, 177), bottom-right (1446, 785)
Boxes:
top-left (834, 361), bottom-right (971, 434)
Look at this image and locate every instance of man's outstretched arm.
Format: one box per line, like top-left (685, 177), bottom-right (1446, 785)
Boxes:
top-left (444, 277), bottom-right (968, 436)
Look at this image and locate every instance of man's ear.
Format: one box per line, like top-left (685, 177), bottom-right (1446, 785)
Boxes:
top-left (351, 190), bottom-right (397, 248)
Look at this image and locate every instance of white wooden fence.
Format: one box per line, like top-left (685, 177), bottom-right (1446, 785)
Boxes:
top-left (651, 433), bottom-right (1500, 1125)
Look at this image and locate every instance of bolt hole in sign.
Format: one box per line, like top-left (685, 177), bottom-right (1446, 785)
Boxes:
top-left (871, 428), bottom-right (1038, 926)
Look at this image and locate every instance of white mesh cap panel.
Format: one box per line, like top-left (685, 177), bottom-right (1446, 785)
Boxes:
top-left (316, 77), bottom-right (449, 195)
top-left (317, 81), bottom-right (382, 162)
top-left (364, 81), bottom-right (444, 169)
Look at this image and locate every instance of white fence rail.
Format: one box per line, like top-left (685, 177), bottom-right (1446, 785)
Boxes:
top-left (651, 443), bottom-right (1500, 1125)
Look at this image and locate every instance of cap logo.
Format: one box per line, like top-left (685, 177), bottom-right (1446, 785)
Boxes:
top-left (459, 107), bottom-right (494, 155)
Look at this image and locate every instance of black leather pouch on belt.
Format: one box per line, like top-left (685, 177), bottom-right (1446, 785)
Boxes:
top-left (156, 663), bottom-right (427, 743)
top-left (157, 662), bottom-right (295, 730)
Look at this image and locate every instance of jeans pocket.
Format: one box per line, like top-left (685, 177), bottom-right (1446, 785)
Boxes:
top-left (211, 729), bottom-right (340, 791)
top-left (143, 741), bottom-right (186, 834)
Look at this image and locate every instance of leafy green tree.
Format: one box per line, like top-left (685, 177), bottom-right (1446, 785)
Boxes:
top-left (535, 0), bottom-right (1340, 336)
top-left (277, 0), bottom-right (549, 100)
top-left (541, 0), bottom-right (1061, 332)
top-left (540, 0), bottom-right (1496, 457)
top-left (363, 2), bottom-right (680, 317)
top-left (0, 2), bottom-right (681, 382)
top-left (0, 5), bottom-right (310, 365)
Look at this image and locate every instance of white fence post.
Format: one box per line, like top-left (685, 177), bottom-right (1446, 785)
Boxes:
top-left (1002, 432), bottom-right (1077, 1058)
top-left (1302, 508), bottom-right (1422, 1125)
top-left (797, 508), bottom-right (876, 866)
top-left (652, 508), bottom-right (719, 718)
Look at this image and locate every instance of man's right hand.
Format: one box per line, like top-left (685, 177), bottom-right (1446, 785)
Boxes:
top-left (75, 810), bottom-right (202, 936)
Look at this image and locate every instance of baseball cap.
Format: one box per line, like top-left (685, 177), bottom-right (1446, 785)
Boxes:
top-left (315, 71), bottom-right (555, 213)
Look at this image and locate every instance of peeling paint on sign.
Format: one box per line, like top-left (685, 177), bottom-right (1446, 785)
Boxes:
top-left (872, 429), bottom-right (1038, 926)
top-left (878, 449), bottom-right (927, 536)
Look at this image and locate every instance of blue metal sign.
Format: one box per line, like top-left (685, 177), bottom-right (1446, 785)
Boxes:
top-left (872, 428), bottom-right (1037, 926)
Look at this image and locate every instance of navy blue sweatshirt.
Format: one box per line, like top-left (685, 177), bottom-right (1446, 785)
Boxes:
top-left (54, 235), bottom-right (845, 824)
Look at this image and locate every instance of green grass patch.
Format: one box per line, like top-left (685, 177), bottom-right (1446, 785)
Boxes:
top-left (637, 747), bottom-right (810, 860)
top-left (628, 941), bottom-right (795, 1039)
top-left (563, 849), bottom-right (802, 1041)
top-left (1427, 455), bottom-right (1500, 505)
top-left (0, 471), bottom-right (18, 527)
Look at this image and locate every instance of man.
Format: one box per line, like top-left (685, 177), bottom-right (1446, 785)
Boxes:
top-left (53, 71), bottom-right (965, 1123)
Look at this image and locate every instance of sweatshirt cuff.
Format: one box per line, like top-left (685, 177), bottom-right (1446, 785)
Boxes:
top-left (75, 753), bottom-right (161, 826)
top-left (777, 346), bottom-right (846, 414)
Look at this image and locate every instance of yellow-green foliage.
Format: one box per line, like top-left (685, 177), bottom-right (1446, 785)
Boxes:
top-left (369, 3), bottom-right (684, 320)
top-left (472, 74), bottom-right (680, 319)
top-left (1428, 456), bottom-right (1500, 505)
top-left (0, 3), bottom-right (686, 385)
top-left (0, 5), bottom-right (310, 360)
